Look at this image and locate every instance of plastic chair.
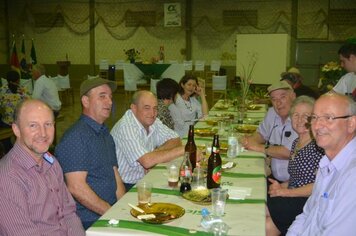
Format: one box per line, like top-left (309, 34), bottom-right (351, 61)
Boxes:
top-left (212, 75), bottom-right (227, 104)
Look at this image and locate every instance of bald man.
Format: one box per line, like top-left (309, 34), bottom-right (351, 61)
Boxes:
top-left (288, 93), bottom-right (356, 235)
top-left (111, 90), bottom-right (184, 191)
top-left (0, 99), bottom-right (84, 235)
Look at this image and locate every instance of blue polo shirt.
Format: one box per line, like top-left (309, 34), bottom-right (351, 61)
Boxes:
top-left (55, 114), bottom-right (118, 227)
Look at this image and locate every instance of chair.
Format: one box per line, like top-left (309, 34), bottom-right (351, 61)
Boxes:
top-left (150, 79), bottom-right (160, 95)
top-left (212, 75), bottom-right (227, 104)
top-left (123, 64), bottom-right (138, 108)
top-left (194, 60), bottom-right (205, 79)
top-left (210, 60), bottom-right (221, 73)
top-left (183, 60), bottom-right (193, 73)
top-left (99, 59), bottom-right (109, 79)
top-left (205, 60), bottom-right (221, 85)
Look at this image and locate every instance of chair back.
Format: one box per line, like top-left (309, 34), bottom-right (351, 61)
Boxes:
top-left (212, 75), bottom-right (227, 90)
top-left (183, 60), bottom-right (193, 71)
top-left (195, 60), bottom-right (205, 71)
top-left (210, 60), bottom-right (221, 72)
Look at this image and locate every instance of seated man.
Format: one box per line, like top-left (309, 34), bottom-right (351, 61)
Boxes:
top-left (55, 78), bottom-right (125, 229)
top-left (0, 99), bottom-right (84, 235)
top-left (242, 81), bottom-right (298, 182)
top-left (111, 90), bottom-right (185, 191)
top-left (287, 93), bottom-right (356, 235)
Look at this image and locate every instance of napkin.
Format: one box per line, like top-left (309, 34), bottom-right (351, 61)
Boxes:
top-left (226, 186), bottom-right (252, 200)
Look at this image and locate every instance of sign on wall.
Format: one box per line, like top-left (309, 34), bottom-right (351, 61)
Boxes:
top-left (164, 3), bottom-right (181, 27)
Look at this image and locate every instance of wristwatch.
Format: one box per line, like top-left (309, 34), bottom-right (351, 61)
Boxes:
top-left (264, 143), bottom-right (270, 156)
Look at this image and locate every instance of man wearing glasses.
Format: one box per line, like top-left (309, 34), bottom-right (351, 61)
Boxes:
top-left (288, 93), bottom-right (356, 235)
top-left (242, 80), bottom-right (298, 182)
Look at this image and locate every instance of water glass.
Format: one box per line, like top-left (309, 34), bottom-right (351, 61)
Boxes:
top-left (211, 188), bottom-right (228, 217)
top-left (137, 181), bottom-right (152, 205)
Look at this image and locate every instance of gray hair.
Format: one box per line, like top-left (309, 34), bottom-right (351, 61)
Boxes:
top-left (290, 95), bottom-right (315, 115)
top-left (131, 90), bottom-right (155, 105)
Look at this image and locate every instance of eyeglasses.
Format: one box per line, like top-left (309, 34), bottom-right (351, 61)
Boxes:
top-left (308, 114), bottom-right (353, 124)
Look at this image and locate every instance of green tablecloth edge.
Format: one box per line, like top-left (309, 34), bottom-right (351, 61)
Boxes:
top-left (91, 219), bottom-right (210, 236)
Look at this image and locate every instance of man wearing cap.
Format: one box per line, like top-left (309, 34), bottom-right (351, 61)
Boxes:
top-left (280, 67), bottom-right (319, 99)
top-left (242, 80), bottom-right (298, 182)
top-left (333, 42), bottom-right (356, 101)
top-left (55, 78), bottom-right (125, 229)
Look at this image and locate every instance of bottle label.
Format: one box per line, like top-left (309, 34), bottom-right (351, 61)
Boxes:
top-left (228, 136), bottom-right (237, 145)
top-left (212, 147), bottom-right (220, 153)
top-left (180, 168), bottom-right (192, 177)
top-left (212, 166), bottom-right (222, 184)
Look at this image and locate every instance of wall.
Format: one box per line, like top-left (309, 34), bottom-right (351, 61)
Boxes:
top-left (1, 0), bottom-right (355, 89)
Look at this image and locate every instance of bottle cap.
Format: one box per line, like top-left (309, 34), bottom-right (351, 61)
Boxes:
top-left (201, 208), bottom-right (210, 216)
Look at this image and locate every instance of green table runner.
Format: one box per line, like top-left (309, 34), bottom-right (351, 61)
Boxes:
top-left (92, 219), bottom-right (210, 236)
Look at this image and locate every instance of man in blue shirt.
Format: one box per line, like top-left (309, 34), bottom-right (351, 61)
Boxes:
top-left (287, 93), bottom-right (356, 235)
top-left (55, 78), bottom-right (125, 229)
top-left (242, 81), bottom-right (298, 182)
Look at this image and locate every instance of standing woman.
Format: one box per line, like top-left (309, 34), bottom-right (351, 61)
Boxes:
top-left (266, 95), bottom-right (324, 236)
top-left (169, 75), bottom-right (208, 137)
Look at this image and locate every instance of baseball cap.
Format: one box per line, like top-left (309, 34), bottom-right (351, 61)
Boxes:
top-left (267, 80), bottom-right (293, 95)
top-left (80, 78), bottom-right (117, 97)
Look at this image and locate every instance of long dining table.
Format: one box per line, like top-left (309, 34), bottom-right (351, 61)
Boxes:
top-left (86, 100), bottom-right (268, 236)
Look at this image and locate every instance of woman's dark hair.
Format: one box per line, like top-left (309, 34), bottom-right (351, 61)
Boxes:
top-left (6, 70), bottom-right (20, 94)
top-left (156, 78), bottom-right (179, 100)
top-left (178, 74), bottom-right (198, 96)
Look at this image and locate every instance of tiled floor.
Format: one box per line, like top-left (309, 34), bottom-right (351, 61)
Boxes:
top-left (56, 89), bottom-right (129, 144)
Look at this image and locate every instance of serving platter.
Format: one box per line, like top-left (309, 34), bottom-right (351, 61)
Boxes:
top-left (130, 203), bottom-right (185, 224)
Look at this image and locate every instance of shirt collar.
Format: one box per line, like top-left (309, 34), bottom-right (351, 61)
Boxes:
top-left (80, 114), bottom-right (108, 134)
top-left (319, 137), bottom-right (356, 176)
top-left (128, 110), bottom-right (156, 136)
top-left (11, 143), bottom-right (55, 171)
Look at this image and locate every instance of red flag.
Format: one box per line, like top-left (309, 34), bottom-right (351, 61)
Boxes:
top-left (20, 38), bottom-right (27, 71)
top-left (10, 41), bottom-right (20, 71)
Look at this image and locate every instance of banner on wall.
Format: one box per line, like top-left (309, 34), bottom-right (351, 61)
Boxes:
top-left (164, 3), bottom-right (181, 27)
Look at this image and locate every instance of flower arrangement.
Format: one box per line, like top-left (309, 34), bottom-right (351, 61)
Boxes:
top-left (318, 61), bottom-right (346, 93)
top-left (236, 52), bottom-right (258, 106)
top-left (124, 48), bottom-right (140, 63)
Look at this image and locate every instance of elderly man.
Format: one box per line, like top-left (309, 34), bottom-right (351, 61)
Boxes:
top-left (32, 64), bottom-right (62, 116)
top-left (0, 99), bottom-right (85, 235)
top-left (242, 80), bottom-right (298, 182)
top-left (55, 78), bottom-right (125, 229)
top-left (287, 93), bottom-right (356, 235)
top-left (111, 90), bottom-right (184, 191)
top-left (333, 43), bottom-right (356, 101)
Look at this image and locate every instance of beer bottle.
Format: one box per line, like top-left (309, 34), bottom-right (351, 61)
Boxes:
top-left (179, 152), bottom-right (192, 193)
top-left (207, 134), bottom-right (222, 189)
top-left (185, 125), bottom-right (197, 171)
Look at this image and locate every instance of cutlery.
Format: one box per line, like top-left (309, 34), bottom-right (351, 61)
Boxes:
top-left (128, 203), bottom-right (156, 219)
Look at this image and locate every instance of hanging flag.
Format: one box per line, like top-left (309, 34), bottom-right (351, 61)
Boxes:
top-left (19, 38), bottom-right (31, 79)
top-left (30, 39), bottom-right (37, 65)
top-left (10, 40), bottom-right (20, 73)
top-left (19, 38), bottom-right (27, 71)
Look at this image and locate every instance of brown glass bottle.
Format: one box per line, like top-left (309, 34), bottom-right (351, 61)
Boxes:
top-left (207, 134), bottom-right (222, 189)
top-left (185, 125), bottom-right (197, 171)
